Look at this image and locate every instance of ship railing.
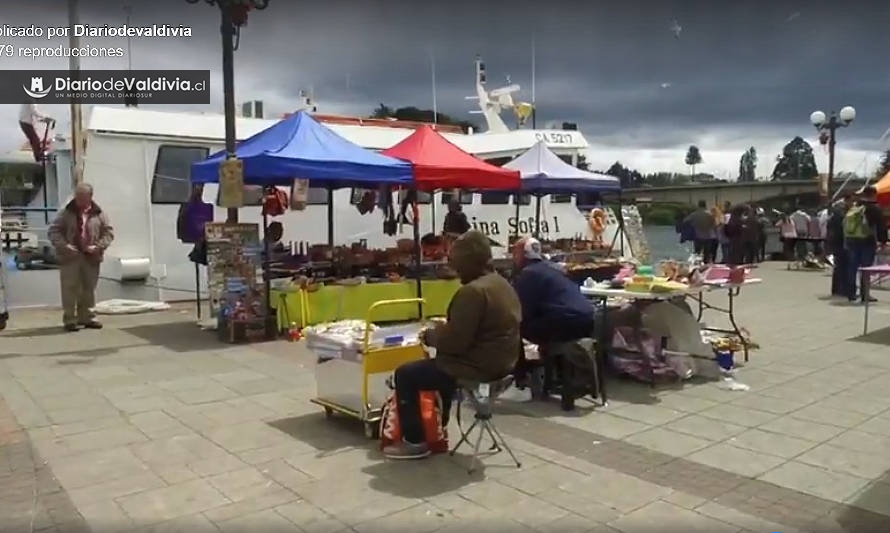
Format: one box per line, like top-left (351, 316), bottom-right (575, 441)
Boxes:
top-left (1, 205), bottom-right (57, 253)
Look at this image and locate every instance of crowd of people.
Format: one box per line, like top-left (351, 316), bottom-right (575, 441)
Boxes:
top-left (677, 187), bottom-right (888, 302)
top-left (678, 200), bottom-right (770, 265)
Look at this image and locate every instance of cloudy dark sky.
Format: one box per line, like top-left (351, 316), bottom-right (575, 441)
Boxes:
top-left (2, 0), bottom-right (889, 177)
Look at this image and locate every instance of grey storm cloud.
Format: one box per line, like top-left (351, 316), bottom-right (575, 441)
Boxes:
top-left (3, 0), bottom-right (890, 155)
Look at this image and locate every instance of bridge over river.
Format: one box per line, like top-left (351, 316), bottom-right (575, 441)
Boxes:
top-left (624, 178), bottom-right (868, 207)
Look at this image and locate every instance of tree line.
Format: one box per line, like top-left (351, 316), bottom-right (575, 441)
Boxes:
top-left (606, 140), bottom-right (890, 188)
top-left (367, 105), bottom-right (890, 187)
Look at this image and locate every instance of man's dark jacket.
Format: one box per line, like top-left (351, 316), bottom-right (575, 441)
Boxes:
top-left (513, 259), bottom-right (595, 345)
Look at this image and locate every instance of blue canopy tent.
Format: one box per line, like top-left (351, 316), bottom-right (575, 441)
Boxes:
top-left (191, 110), bottom-right (413, 188)
top-left (190, 109), bottom-right (415, 247)
top-left (189, 111), bottom-right (424, 322)
top-left (504, 141), bottom-right (625, 253)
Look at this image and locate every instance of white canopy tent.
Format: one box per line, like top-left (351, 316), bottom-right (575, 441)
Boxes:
top-left (505, 141), bottom-right (621, 194)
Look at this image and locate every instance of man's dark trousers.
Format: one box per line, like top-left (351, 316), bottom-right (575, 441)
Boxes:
top-left (846, 240), bottom-right (877, 301)
top-left (394, 359), bottom-right (456, 444)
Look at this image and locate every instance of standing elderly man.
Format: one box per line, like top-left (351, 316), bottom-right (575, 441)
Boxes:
top-left (48, 183), bottom-right (114, 331)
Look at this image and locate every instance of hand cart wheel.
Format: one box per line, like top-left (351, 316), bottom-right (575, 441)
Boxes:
top-left (323, 406), bottom-right (334, 419)
top-left (364, 421), bottom-right (379, 440)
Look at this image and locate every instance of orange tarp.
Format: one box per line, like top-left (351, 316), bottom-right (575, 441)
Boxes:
top-left (878, 170), bottom-right (890, 205)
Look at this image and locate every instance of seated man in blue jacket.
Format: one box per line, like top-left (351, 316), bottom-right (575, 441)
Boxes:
top-left (511, 237), bottom-right (596, 387)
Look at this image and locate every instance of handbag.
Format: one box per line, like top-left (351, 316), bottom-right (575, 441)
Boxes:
top-left (379, 390), bottom-right (448, 453)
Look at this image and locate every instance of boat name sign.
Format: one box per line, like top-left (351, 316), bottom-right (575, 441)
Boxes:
top-left (470, 215), bottom-right (562, 237)
top-left (535, 132), bottom-right (574, 145)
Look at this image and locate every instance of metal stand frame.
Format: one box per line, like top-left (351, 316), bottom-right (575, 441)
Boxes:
top-left (450, 386), bottom-right (522, 474)
top-left (691, 286), bottom-right (750, 362)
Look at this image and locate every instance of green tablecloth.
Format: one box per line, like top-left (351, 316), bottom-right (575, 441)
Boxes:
top-left (271, 279), bottom-right (461, 329)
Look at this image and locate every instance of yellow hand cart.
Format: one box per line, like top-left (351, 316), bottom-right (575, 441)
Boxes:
top-left (309, 298), bottom-right (428, 438)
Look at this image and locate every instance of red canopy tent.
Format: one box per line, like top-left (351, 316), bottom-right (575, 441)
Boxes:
top-left (382, 125), bottom-right (520, 191)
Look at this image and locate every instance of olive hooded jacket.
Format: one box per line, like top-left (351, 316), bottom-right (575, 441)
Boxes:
top-left (428, 230), bottom-right (521, 382)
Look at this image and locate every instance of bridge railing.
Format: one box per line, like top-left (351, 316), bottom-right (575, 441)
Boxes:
top-left (1, 205), bottom-right (57, 255)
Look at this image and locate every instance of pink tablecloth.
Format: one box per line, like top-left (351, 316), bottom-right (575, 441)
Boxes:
top-left (861, 265), bottom-right (890, 274)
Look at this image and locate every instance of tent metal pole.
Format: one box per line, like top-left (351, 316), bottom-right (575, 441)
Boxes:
top-left (262, 209), bottom-right (273, 335)
top-left (195, 262), bottom-right (202, 320)
top-left (411, 188), bottom-right (423, 319)
top-left (326, 187), bottom-right (334, 248)
top-left (534, 194), bottom-right (542, 238)
top-left (514, 193), bottom-right (521, 238)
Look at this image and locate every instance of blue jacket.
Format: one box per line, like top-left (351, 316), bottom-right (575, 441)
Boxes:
top-left (513, 260), bottom-right (595, 340)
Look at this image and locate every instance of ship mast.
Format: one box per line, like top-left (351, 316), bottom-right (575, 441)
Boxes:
top-left (531, 35), bottom-right (537, 129)
top-left (68, 0), bottom-right (84, 185)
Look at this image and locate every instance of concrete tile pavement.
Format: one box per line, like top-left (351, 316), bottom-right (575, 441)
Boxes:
top-left (0, 263), bottom-right (888, 531)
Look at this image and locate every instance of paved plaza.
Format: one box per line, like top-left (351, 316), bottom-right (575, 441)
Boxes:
top-left (2, 263), bottom-right (890, 532)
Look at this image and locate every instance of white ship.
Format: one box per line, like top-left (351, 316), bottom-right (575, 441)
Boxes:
top-left (6, 57), bottom-right (629, 302)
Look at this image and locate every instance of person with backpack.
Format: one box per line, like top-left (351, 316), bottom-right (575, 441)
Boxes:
top-left (844, 186), bottom-right (888, 302)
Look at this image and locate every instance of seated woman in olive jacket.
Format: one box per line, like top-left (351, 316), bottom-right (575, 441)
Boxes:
top-left (384, 230), bottom-right (522, 460)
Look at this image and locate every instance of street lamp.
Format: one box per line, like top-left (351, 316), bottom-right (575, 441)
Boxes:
top-left (185, 0), bottom-right (269, 222)
top-left (810, 106), bottom-right (855, 203)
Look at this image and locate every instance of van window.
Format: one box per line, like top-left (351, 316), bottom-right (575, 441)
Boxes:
top-left (440, 190), bottom-right (473, 205)
top-left (480, 192), bottom-right (511, 205)
top-left (515, 193), bottom-right (531, 205)
top-left (151, 145), bottom-right (209, 204)
top-left (307, 187), bottom-right (329, 205)
top-left (551, 194), bottom-right (572, 204)
top-left (398, 189), bottom-right (432, 204)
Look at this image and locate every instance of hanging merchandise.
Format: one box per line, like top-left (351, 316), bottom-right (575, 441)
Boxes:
top-left (399, 189), bottom-right (417, 224)
top-left (177, 199), bottom-right (214, 244)
top-left (218, 158), bottom-right (245, 208)
top-left (262, 186), bottom-right (288, 217)
top-left (188, 239), bottom-right (208, 265)
top-left (356, 190), bottom-right (377, 215)
top-left (381, 186), bottom-right (397, 236)
top-left (290, 179), bottom-right (309, 211)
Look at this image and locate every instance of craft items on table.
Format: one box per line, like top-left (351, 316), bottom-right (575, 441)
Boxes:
top-left (581, 259), bottom-right (759, 390)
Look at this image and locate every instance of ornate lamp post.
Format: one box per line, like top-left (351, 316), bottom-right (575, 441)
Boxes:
top-left (185, 0), bottom-right (269, 222)
top-left (810, 106), bottom-right (855, 203)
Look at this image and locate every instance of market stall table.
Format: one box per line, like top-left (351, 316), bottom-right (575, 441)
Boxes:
top-left (270, 278), bottom-right (460, 330)
top-left (689, 279), bottom-right (762, 362)
top-left (580, 285), bottom-right (708, 398)
top-left (860, 264), bottom-right (890, 335)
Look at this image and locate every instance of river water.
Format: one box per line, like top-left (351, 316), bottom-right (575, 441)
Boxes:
top-left (644, 225), bottom-right (691, 262)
